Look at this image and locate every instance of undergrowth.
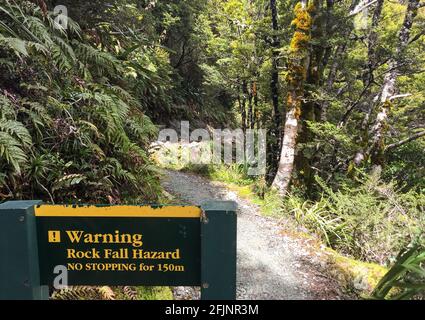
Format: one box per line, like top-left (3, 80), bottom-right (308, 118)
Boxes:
top-left (171, 161), bottom-right (424, 298)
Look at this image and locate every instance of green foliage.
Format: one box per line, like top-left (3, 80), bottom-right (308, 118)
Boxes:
top-left (286, 195), bottom-right (348, 247)
top-left (0, 1), bottom-right (160, 203)
top-left (372, 242), bottom-right (425, 300)
top-left (207, 163), bottom-right (254, 186)
top-left (283, 173), bottom-right (424, 265)
top-left (384, 140), bottom-right (425, 192)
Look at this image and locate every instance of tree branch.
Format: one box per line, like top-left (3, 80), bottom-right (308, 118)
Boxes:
top-left (389, 93), bottom-right (412, 101)
top-left (349, 0), bottom-right (378, 17)
top-left (385, 131), bottom-right (425, 152)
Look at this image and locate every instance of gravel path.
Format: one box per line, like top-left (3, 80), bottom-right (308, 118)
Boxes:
top-left (161, 169), bottom-right (344, 300)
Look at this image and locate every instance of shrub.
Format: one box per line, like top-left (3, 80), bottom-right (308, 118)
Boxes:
top-left (284, 172), bottom-right (424, 265)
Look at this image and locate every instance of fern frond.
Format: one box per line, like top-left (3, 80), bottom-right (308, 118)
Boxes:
top-left (25, 15), bottom-right (53, 46)
top-left (0, 34), bottom-right (28, 57)
top-left (51, 286), bottom-right (117, 300)
top-left (49, 41), bottom-right (72, 72)
top-left (74, 42), bottom-right (122, 76)
top-left (0, 95), bottom-right (16, 119)
top-left (123, 286), bottom-right (138, 300)
top-left (0, 119), bottom-right (32, 146)
top-left (107, 85), bottom-right (138, 106)
top-left (98, 286), bottom-right (115, 300)
top-left (52, 35), bottom-right (77, 63)
top-left (51, 286), bottom-right (97, 300)
top-left (46, 12), bottom-right (81, 37)
top-left (0, 131), bottom-right (27, 173)
top-left (26, 40), bottom-right (48, 55)
top-left (76, 120), bottom-right (101, 138)
top-left (126, 115), bottom-right (158, 146)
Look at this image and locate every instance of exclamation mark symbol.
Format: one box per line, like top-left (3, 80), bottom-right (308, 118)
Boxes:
top-left (48, 231), bottom-right (61, 243)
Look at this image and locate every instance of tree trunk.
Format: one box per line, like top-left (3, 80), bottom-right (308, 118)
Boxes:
top-left (270, 0), bottom-right (282, 138)
top-left (350, 0), bottom-right (385, 165)
top-left (273, 106), bottom-right (299, 194)
top-left (248, 81), bottom-right (254, 130)
top-left (369, 0), bottom-right (420, 168)
top-left (267, 0), bottom-right (283, 185)
top-left (360, 0), bottom-right (384, 128)
top-left (272, 1), bottom-right (311, 195)
top-left (252, 81), bottom-right (258, 129)
top-left (241, 80), bottom-right (248, 132)
top-left (296, 0), bottom-right (323, 193)
top-left (322, 0), bottom-right (357, 122)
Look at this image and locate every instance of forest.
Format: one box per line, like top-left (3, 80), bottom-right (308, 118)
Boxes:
top-left (0, 0), bottom-right (424, 300)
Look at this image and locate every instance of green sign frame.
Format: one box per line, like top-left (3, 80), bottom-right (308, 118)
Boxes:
top-left (0, 200), bottom-right (237, 300)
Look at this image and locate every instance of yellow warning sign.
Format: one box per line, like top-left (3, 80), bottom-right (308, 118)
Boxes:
top-left (48, 231), bottom-right (61, 243)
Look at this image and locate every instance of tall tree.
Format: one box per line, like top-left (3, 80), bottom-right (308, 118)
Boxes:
top-left (368, 0), bottom-right (421, 170)
top-left (272, 0), bottom-right (312, 195)
top-left (270, 0), bottom-right (282, 141)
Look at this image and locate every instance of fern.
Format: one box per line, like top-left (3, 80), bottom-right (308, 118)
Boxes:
top-left (0, 95), bottom-right (16, 119)
top-left (123, 286), bottom-right (138, 300)
top-left (0, 1), bottom-right (160, 203)
top-left (48, 41), bottom-right (73, 72)
top-left (0, 34), bottom-right (28, 56)
top-left (0, 131), bottom-right (28, 173)
top-left (126, 114), bottom-right (158, 146)
top-left (51, 286), bottom-right (115, 300)
top-left (75, 42), bottom-right (122, 76)
top-left (0, 119), bottom-right (32, 145)
top-left (20, 100), bottom-right (53, 128)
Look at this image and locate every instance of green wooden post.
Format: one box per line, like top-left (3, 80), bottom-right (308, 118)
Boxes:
top-left (0, 201), bottom-right (48, 300)
top-left (200, 201), bottom-right (237, 300)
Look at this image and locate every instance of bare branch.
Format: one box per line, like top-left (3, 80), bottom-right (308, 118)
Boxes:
top-left (389, 93), bottom-right (412, 101)
top-left (385, 131), bottom-right (425, 152)
top-left (349, 0), bottom-right (378, 17)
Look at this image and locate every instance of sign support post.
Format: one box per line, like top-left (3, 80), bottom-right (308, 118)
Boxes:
top-left (0, 201), bottom-right (49, 300)
top-left (200, 201), bottom-right (237, 300)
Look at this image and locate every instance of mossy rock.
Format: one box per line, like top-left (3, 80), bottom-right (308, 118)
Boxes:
top-left (325, 248), bottom-right (388, 298)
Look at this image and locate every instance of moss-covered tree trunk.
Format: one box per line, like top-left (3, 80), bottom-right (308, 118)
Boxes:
top-left (272, 1), bottom-right (312, 195)
top-left (295, 0), bottom-right (323, 194)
